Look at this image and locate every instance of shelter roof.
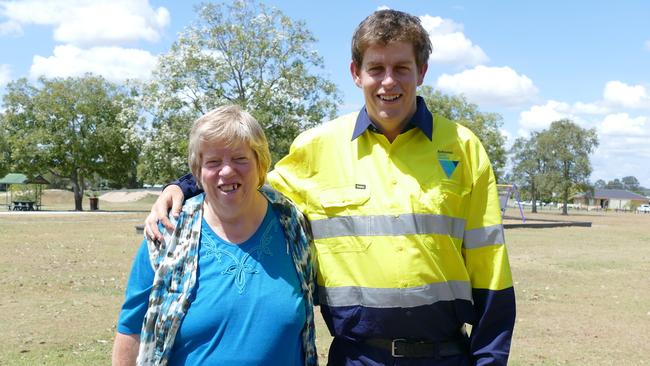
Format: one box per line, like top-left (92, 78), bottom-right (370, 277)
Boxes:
top-left (0, 173), bottom-right (50, 185)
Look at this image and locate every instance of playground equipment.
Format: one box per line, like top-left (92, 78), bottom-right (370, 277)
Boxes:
top-left (497, 184), bottom-right (525, 223)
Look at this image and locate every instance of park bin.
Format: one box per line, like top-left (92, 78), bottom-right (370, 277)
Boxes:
top-left (89, 197), bottom-right (99, 211)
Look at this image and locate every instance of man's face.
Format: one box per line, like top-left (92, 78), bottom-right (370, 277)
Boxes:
top-left (351, 41), bottom-right (428, 137)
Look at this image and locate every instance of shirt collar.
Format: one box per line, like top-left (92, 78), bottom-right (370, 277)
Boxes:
top-left (351, 96), bottom-right (433, 141)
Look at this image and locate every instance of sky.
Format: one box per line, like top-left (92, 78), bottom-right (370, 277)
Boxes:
top-left (1, 0), bottom-right (649, 187)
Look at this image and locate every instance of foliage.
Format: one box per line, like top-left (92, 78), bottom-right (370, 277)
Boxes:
top-left (510, 119), bottom-right (598, 214)
top-left (9, 184), bottom-right (36, 201)
top-left (420, 86), bottom-right (506, 179)
top-left (606, 178), bottom-right (624, 189)
top-left (621, 176), bottom-right (640, 192)
top-left (138, 0), bottom-right (340, 184)
top-left (1, 75), bottom-right (140, 210)
top-left (509, 132), bottom-right (551, 213)
top-left (537, 119), bottom-right (598, 215)
top-left (0, 117), bottom-right (9, 178)
top-left (599, 176), bottom-right (645, 194)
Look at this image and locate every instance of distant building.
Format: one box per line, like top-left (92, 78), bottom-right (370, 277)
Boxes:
top-left (573, 188), bottom-right (649, 210)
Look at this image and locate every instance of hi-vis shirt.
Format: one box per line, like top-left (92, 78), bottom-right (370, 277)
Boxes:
top-left (267, 108), bottom-right (515, 364)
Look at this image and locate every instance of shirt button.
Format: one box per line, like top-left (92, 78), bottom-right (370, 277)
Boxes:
top-left (391, 179), bottom-right (398, 185)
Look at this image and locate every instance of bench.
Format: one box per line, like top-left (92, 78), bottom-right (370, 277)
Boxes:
top-left (12, 201), bottom-right (36, 211)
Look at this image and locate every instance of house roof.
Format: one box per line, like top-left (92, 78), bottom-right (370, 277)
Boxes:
top-left (576, 188), bottom-right (649, 201)
top-left (0, 173), bottom-right (50, 185)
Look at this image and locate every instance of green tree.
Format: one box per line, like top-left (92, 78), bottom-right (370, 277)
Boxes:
top-left (594, 179), bottom-right (606, 188)
top-left (538, 119), bottom-right (598, 215)
top-left (510, 132), bottom-right (551, 213)
top-left (621, 176), bottom-right (640, 192)
top-left (606, 179), bottom-right (624, 189)
top-left (420, 86), bottom-right (506, 179)
top-left (0, 115), bottom-right (10, 178)
top-left (2, 76), bottom-right (140, 210)
top-left (138, 0), bottom-right (340, 184)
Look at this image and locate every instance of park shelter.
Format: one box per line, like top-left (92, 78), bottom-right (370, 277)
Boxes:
top-left (0, 173), bottom-right (50, 210)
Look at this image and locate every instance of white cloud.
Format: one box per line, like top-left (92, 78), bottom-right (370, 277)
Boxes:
top-left (500, 128), bottom-right (514, 148)
top-left (591, 150), bottom-right (650, 187)
top-left (29, 44), bottom-right (157, 82)
top-left (510, 81), bottom-right (650, 188)
top-left (598, 113), bottom-right (648, 137)
top-left (0, 0), bottom-right (169, 46)
top-left (436, 65), bottom-right (538, 107)
top-left (602, 81), bottom-right (650, 109)
top-left (0, 64), bottom-right (11, 86)
top-left (419, 15), bottom-right (488, 67)
top-left (0, 19), bottom-right (21, 36)
top-left (584, 109), bottom-right (650, 188)
top-left (572, 101), bottom-right (610, 115)
top-left (518, 100), bottom-right (574, 131)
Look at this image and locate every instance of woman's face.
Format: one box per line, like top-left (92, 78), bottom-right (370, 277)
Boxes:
top-left (200, 140), bottom-right (261, 218)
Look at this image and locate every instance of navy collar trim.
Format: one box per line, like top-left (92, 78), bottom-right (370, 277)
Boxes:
top-left (351, 96), bottom-right (433, 141)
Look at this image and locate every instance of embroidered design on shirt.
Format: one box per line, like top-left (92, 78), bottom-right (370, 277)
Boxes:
top-left (204, 220), bottom-right (276, 294)
top-left (437, 150), bottom-right (460, 178)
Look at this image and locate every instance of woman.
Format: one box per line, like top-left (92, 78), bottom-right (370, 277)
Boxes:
top-left (112, 105), bottom-right (317, 365)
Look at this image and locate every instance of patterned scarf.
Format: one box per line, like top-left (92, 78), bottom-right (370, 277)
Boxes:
top-left (136, 186), bottom-right (318, 365)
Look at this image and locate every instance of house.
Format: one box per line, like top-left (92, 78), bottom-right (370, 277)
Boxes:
top-left (573, 188), bottom-right (649, 210)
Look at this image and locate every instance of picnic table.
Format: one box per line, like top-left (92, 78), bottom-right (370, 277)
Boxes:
top-left (12, 200), bottom-right (36, 211)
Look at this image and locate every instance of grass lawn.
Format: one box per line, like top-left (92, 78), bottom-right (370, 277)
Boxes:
top-left (1, 191), bottom-right (649, 364)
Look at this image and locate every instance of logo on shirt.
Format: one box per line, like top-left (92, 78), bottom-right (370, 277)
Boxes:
top-left (438, 150), bottom-right (460, 178)
top-left (355, 184), bottom-right (366, 190)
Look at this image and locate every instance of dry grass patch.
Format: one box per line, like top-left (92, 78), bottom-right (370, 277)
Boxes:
top-left (507, 210), bottom-right (650, 365)
top-left (1, 205), bottom-right (649, 364)
top-left (0, 213), bottom-right (145, 365)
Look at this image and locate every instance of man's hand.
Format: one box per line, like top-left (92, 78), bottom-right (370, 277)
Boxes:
top-left (145, 185), bottom-right (184, 241)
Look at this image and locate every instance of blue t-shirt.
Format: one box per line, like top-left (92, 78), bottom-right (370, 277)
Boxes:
top-left (117, 201), bottom-right (306, 365)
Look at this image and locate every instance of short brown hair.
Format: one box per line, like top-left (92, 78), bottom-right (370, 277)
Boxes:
top-left (351, 9), bottom-right (432, 70)
top-left (188, 105), bottom-right (271, 189)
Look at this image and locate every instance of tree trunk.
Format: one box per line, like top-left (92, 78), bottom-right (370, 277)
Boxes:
top-left (562, 186), bottom-right (569, 216)
top-left (531, 181), bottom-right (538, 213)
top-left (71, 170), bottom-right (84, 211)
top-left (561, 162), bottom-right (570, 216)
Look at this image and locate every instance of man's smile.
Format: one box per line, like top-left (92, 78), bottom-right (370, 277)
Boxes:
top-left (378, 94), bottom-right (402, 102)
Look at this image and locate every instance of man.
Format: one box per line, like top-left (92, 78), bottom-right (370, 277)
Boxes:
top-left (145, 9), bottom-right (515, 365)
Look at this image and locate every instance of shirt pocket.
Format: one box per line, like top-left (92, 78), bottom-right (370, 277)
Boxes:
top-left (319, 186), bottom-right (370, 211)
top-left (418, 178), bottom-right (470, 216)
top-left (313, 186), bottom-right (371, 253)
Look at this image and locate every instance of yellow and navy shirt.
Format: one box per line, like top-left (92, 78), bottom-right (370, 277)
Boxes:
top-left (267, 97), bottom-right (515, 365)
top-left (176, 97), bottom-right (515, 364)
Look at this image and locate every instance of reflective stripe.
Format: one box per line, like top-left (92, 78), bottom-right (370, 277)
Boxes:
top-left (463, 224), bottom-right (505, 249)
top-left (310, 214), bottom-right (466, 240)
top-left (319, 281), bottom-right (472, 308)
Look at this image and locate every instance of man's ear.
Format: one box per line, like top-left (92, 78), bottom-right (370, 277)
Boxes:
top-left (417, 63), bottom-right (428, 86)
top-left (350, 61), bottom-right (362, 88)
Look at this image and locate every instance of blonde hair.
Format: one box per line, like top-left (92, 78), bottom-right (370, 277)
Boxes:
top-left (188, 105), bottom-right (271, 189)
